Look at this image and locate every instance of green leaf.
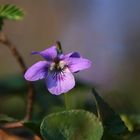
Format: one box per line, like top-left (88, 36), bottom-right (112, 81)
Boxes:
top-left (128, 114), bottom-right (140, 126)
top-left (0, 4), bottom-right (24, 20)
top-left (92, 89), bottom-right (128, 136)
top-left (122, 114), bottom-right (140, 139)
top-left (40, 109), bottom-right (103, 140)
top-left (119, 114), bottom-right (140, 140)
top-left (0, 114), bottom-right (17, 123)
top-left (121, 114), bottom-right (134, 132)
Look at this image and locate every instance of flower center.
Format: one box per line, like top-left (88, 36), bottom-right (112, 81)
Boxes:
top-left (50, 60), bottom-right (66, 71)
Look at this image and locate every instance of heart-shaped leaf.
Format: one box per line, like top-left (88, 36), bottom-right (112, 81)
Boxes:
top-left (40, 109), bottom-right (103, 140)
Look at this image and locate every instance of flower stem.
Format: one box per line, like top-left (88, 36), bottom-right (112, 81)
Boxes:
top-left (0, 32), bottom-right (35, 121)
top-left (64, 93), bottom-right (69, 110)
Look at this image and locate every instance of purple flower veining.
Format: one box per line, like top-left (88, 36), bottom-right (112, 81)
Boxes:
top-left (24, 45), bottom-right (92, 95)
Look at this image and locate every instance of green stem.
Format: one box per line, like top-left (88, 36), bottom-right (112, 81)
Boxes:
top-left (64, 93), bottom-right (69, 110)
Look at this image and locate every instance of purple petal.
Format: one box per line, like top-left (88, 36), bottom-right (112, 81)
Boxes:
top-left (46, 68), bottom-right (75, 95)
top-left (24, 61), bottom-right (49, 81)
top-left (32, 46), bottom-right (57, 61)
top-left (65, 52), bottom-right (81, 58)
top-left (65, 57), bottom-right (92, 73)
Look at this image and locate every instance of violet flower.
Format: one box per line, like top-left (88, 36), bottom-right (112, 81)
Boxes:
top-left (24, 45), bottom-right (91, 95)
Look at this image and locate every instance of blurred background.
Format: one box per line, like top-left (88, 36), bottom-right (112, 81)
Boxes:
top-left (0, 0), bottom-right (140, 120)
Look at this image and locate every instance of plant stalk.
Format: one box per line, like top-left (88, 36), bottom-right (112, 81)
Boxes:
top-left (0, 32), bottom-right (35, 121)
top-left (64, 93), bottom-right (69, 110)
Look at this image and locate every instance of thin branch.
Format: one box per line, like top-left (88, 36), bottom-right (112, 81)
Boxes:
top-left (0, 121), bottom-right (42, 140)
top-left (0, 32), bottom-right (35, 121)
top-left (0, 121), bottom-right (24, 129)
top-left (24, 82), bottom-right (35, 121)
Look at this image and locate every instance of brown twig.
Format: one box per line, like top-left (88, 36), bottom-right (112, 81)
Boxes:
top-left (1, 121), bottom-right (24, 129)
top-left (0, 32), bottom-right (35, 121)
top-left (24, 82), bottom-right (35, 121)
top-left (0, 121), bottom-right (42, 140)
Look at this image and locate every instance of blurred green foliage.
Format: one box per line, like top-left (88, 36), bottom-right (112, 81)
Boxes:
top-left (1, 75), bottom-right (140, 140)
top-left (0, 74), bottom-right (92, 119)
